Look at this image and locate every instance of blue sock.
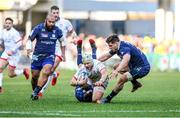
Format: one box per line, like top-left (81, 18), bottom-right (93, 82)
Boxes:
top-left (92, 47), bottom-right (97, 59)
top-left (33, 86), bottom-right (42, 96)
top-left (77, 47), bottom-right (82, 65)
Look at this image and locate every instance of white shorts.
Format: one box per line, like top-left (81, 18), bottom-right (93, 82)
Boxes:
top-left (0, 51), bottom-right (21, 68)
top-left (93, 86), bottom-right (105, 93)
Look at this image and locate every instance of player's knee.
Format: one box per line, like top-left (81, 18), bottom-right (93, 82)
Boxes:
top-left (8, 73), bottom-right (15, 78)
top-left (120, 74), bottom-right (128, 82)
top-left (113, 63), bottom-right (119, 70)
top-left (42, 69), bottom-right (51, 75)
top-left (92, 98), bottom-right (97, 103)
top-left (32, 73), bottom-right (39, 79)
top-left (0, 68), bottom-right (4, 73)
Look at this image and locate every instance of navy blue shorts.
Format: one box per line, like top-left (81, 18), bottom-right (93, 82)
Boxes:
top-left (31, 54), bottom-right (55, 70)
top-left (130, 65), bottom-right (150, 80)
top-left (75, 85), bottom-right (93, 102)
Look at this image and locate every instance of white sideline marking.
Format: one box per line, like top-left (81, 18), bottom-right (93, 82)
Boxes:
top-left (0, 110), bottom-right (180, 116)
top-left (55, 110), bottom-right (180, 113)
top-left (0, 111), bottom-right (81, 117)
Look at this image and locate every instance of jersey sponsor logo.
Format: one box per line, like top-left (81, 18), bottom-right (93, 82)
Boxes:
top-left (41, 33), bottom-right (48, 38)
top-left (52, 34), bottom-right (55, 38)
top-left (50, 34), bottom-right (57, 40)
top-left (41, 41), bottom-right (54, 45)
top-left (121, 51), bottom-right (124, 55)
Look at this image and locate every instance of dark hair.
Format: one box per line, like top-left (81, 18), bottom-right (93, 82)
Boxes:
top-left (5, 17), bottom-right (13, 23)
top-left (106, 34), bottom-right (120, 44)
top-left (51, 5), bottom-right (59, 11)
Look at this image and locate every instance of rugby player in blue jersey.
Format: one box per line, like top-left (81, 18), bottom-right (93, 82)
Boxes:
top-left (98, 34), bottom-right (150, 103)
top-left (26, 14), bottom-right (64, 100)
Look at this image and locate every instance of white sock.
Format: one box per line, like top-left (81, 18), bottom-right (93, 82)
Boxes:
top-left (40, 75), bottom-right (53, 93)
top-left (14, 69), bottom-right (23, 76)
top-left (0, 73), bottom-right (3, 87)
top-left (53, 72), bottom-right (57, 78)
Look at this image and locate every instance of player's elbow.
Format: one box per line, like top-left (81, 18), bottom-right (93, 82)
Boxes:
top-left (70, 81), bottom-right (75, 86)
top-left (70, 78), bottom-right (77, 86)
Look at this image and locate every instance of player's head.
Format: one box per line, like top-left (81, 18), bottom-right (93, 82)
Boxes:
top-left (50, 5), bottom-right (59, 21)
top-left (106, 34), bottom-right (120, 51)
top-left (82, 54), bottom-right (93, 71)
top-left (4, 17), bottom-right (13, 30)
top-left (45, 14), bottom-right (56, 31)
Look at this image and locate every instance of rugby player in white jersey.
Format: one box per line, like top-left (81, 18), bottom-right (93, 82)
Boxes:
top-left (70, 39), bottom-right (109, 103)
top-left (38, 5), bottom-right (78, 97)
top-left (0, 17), bottom-right (29, 93)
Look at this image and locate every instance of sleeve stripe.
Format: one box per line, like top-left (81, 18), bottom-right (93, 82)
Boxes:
top-left (73, 76), bottom-right (77, 80)
top-left (15, 38), bottom-right (23, 44)
top-left (99, 67), bottom-right (106, 72)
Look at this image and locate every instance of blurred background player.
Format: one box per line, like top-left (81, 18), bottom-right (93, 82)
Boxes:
top-left (39, 5), bottom-right (78, 97)
top-left (26, 14), bottom-right (64, 100)
top-left (0, 17), bottom-right (29, 93)
top-left (98, 34), bottom-right (150, 103)
top-left (70, 39), bottom-right (109, 103)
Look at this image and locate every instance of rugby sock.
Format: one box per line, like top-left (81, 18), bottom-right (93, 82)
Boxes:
top-left (89, 39), bottom-right (97, 59)
top-left (40, 75), bottom-right (52, 93)
top-left (53, 72), bottom-right (57, 78)
top-left (92, 46), bottom-right (97, 59)
top-left (106, 90), bottom-right (118, 101)
top-left (33, 86), bottom-right (42, 96)
top-left (77, 47), bottom-right (82, 65)
top-left (15, 69), bottom-right (23, 75)
top-left (31, 78), bottom-right (38, 91)
top-left (0, 73), bottom-right (3, 87)
top-left (131, 79), bottom-right (138, 85)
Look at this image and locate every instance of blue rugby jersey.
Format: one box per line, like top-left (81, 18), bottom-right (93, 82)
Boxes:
top-left (110, 41), bottom-right (150, 69)
top-left (29, 23), bottom-right (63, 55)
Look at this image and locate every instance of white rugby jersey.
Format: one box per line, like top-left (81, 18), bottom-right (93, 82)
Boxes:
top-left (74, 59), bottom-right (106, 85)
top-left (0, 27), bottom-right (21, 53)
top-left (55, 18), bottom-right (73, 46)
top-left (55, 18), bottom-right (73, 38)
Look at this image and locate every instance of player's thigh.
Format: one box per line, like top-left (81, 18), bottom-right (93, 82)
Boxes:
top-left (113, 63), bottom-right (129, 73)
top-left (92, 86), bottom-right (105, 101)
top-left (31, 69), bottom-right (41, 78)
top-left (0, 52), bottom-right (9, 70)
top-left (8, 54), bottom-right (19, 69)
top-left (0, 59), bottom-right (8, 71)
top-left (130, 65), bottom-right (150, 80)
top-left (7, 65), bottom-right (16, 75)
top-left (42, 64), bottom-right (53, 75)
top-left (42, 55), bottom-right (55, 75)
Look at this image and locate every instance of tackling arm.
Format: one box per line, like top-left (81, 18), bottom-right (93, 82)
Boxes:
top-left (70, 76), bottom-right (88, 87)
top-left (98, 52), bottom-right (112, 62)
top-left (110, 54), bottom-right (131, 79)
top-left (94, 68), bottom-right (108, 86)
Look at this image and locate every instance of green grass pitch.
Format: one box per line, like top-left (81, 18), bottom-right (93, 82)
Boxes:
top-left (0, 70), bottom-right (180, 117)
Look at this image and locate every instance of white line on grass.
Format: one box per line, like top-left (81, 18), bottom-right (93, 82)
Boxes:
top-left (0, 111), bottom-right (81, 117)
top-left (0, 110), bottom-right (180, 116)
top-left (56, 110), bottom-right (180, 113)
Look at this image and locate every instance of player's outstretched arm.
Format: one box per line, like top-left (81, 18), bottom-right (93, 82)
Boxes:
top-left (70, 76), bottom-right (87, 87)
top-left (95, 68), bottom-right (108, 86)
top-left (110, 54), bottom-right (130, 79)
top-left (98, 52), bottom-right (112, 62)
